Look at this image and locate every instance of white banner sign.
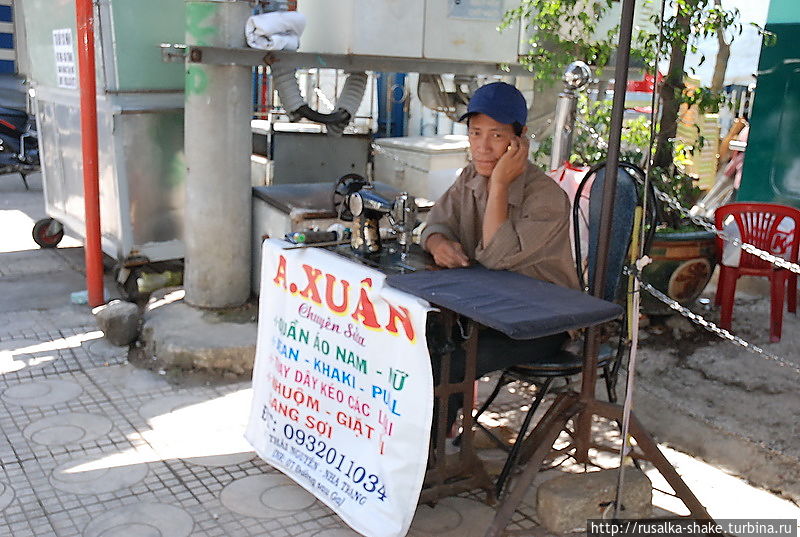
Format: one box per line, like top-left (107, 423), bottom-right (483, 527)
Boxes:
top-left (246, 240), bottom-right (433, 537)
top-left (52, 29), bottom-right (77, 89)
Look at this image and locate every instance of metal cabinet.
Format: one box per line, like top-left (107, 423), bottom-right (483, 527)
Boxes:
top-left (20, 0), bottom-right (186, 265)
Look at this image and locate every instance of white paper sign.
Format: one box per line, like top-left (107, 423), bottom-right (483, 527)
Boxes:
top-left (52, 29), bottom-right (77, 89)
top-left (246, 240), bottom-right (433, 537)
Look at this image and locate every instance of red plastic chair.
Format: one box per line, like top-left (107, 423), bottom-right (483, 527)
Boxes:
top-left (714, 202), bottom-right (800, 342)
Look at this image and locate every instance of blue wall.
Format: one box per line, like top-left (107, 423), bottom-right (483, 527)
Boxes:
top-left (0, 4), bottom-right (13, 74)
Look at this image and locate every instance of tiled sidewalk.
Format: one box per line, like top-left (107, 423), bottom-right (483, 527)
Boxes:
top-left (0, 296), bottom-right (528, 536)
top-left (0, 307), bottom-right (538, 537)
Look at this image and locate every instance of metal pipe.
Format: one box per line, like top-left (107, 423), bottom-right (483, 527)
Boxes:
top-left (75, 0), bottom-right (104, 307)
top-left (549, 61), bottom-right (591, 170)
top-left (575, 0), bottom-right (637, 459)
top-left (184, 0), bottom-right (253, 308)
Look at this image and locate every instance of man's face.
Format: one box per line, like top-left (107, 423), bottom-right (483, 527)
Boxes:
top-left (467, 113), bottom-right (517, 177)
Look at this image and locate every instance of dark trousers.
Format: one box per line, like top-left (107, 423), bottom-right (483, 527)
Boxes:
top-left (427, 313), bottom-right (569, 432)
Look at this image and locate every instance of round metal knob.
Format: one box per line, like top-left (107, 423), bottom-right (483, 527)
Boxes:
top-left (563, 61), bottom-right (591, 90)
top-left (349, 192), bottom-right (364, 217)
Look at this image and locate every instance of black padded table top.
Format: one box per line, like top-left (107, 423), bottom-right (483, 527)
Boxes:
top-left (386, 265), bottom-right (623, 340)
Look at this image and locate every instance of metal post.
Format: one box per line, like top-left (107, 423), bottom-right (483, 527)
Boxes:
top-left (549, 61), bottom-right (591, 170)
top-left (75, 0), bottom-right (105, 307)
top-left (575, 0), bottom-right (637, 461)
top-left (184, 0), bottom-right (252, 308)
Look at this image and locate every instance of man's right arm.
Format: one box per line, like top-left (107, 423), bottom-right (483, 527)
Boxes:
top-left (425, 233), bottom-right (469, 268)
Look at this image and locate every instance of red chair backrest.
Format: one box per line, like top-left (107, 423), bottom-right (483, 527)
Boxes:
top-left (714, 202), bottom-right (800, 271)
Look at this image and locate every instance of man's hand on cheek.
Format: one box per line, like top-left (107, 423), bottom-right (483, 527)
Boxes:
top-left (426, 234), bottom-right (470, 268)
top-left (490, 135), bottom-right (529, 188)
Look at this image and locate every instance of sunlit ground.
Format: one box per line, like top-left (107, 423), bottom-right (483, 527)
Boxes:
top-left (0, 209), bottom-right (81, 254)
top-left (59, 387), bottom-right (255, 475)
top-left (0, 331), bottom-right (104, 374)
top-left (648, 445), bottom-right (800, 520)
top-left (42, 357), bottom-right (798, 525)
top-left (476, 381), bottom-right (800, 524)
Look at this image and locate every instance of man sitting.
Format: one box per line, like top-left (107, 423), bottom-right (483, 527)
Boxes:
top-left (420, 81), bottom-right (579, 431)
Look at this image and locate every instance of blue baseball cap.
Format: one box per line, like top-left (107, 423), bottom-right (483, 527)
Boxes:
top-left (459, 82), bottom-right (527, 126)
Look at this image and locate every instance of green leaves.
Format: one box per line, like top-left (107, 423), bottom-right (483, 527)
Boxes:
top-left (681, 85), bottom-right (724, 113)
top-left (506, 0), bottom-right (772, 229)
top-left (506, 0), bottom-right (618, 83)
top-left (529, 95), bottom-right (653, 168)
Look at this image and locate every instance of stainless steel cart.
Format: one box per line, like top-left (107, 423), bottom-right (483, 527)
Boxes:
top-left (18, 0), bottom-right (186, 289)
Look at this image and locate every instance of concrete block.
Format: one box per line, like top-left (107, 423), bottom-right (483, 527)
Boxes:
top-left (537, 468), bottom-right (652, 534)
top-left (139, 289), bottom-right (257, 376)
top-left (93, 300), bottom-right (141, 346)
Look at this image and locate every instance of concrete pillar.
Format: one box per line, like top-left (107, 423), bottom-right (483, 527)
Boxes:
top-left (184, 0), bottom-right (252, 308)
top-left (549, 61), bottom-right (591, 170)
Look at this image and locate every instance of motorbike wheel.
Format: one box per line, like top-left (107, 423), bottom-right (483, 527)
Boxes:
top-left (32, 218), bottom-right (64, 248)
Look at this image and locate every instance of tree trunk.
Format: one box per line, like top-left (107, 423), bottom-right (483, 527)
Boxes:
top-left (711, 0), bottom-right (731, 94)
top-left (653, 6), bottom-right (694, 170)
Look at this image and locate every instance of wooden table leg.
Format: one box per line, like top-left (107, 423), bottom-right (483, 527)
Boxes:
top-left (422, 312), bottom-right (494, 504)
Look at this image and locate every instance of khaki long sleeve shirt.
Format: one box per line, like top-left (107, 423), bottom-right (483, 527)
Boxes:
top-left (421, 162), bottom-right (580, 291)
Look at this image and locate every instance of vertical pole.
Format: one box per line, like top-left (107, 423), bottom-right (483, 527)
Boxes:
top-left (75, 0), bottom-right (104, 307)
top-left (376, 72), bottom-right (389, 138)
top-left (184, 0), bottom-right (252, 308)
top-left (391, 73), bottom-right (407, 137)
top-left (550, 61), bottom-right (590, 170)
top-left (550, 90), bottom-right (576, 170)
top-left (575, 0), bottom-right (637, 461)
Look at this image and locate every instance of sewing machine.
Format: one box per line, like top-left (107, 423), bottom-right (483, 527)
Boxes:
top-left (332, 174), bottom-right (418, 258)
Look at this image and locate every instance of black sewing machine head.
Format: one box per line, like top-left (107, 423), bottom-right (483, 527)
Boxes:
top-left (332, 174), bottom-right (416, 257)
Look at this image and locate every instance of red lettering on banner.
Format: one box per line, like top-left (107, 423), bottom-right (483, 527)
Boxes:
top-left (347, 395), bottom-right (370, 417)
top-left (336, 410), bottom-right (375, 439)
top-left (385, 304), bottom-right (415, 343)
top-left (325, 273), bottom-right (350, 314)
top-left (299, 264), bottom-right (324, 305)
top-left (351, 279), bottom-right (381, 329)
top-left (319, 382), bottom-right (345, 403)
top-left (293, 369), bottom-right (319, 390)
top-left (270, 397), bottom-right (299, 421)
top-left (273, 255), bottom-right (288, 289)
top-left (276, 259), bottom-right (416, 342)
top-left (305, 415), bottom-right (334, 438)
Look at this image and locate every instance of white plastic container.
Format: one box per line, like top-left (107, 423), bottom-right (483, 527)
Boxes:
top-left (372, 135), bottom-right (469, 201)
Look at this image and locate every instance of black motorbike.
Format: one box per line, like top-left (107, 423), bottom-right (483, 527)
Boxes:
top-left (0, 104), bottom-right (39, 190)
top-left (0, 75), bottom-right (39, 190)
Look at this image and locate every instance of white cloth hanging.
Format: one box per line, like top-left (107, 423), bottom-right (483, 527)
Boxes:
top-left (245, 11), bottom-right (306, 51)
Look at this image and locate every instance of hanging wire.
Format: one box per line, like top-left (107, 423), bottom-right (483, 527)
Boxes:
top-left (640, 0), bottom-right (669, 256)
top-left (613, 0), bottom-right (669, 521)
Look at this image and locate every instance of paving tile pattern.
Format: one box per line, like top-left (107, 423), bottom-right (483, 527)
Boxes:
top-left (0, 304), bottom-right (545, 536)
